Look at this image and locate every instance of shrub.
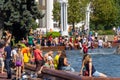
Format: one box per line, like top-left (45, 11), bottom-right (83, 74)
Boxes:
top-left (46, 31), bottom-right (61, 38)
top-left (98, 30), bottom-right (114, 35)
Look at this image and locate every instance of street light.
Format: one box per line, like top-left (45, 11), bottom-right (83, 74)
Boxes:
top-left (59, 0), bottom-right (68, 36)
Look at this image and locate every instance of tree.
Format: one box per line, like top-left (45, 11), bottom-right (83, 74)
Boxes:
top-left (53, 1), bottom-right (60, 27)
top-left (0, 0), bottom-right (44, 41)
top-left (68, 0), bottom-right (89, 30)
top-left (91, 0), bottom-right (119, 30)
top-left (53, 0), bottom-right (89, 30)
top-left (113, 0), bottom-right (120, 27)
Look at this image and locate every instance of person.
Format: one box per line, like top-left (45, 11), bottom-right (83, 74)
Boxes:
top-left (115, 45), bottom-right (120, 54)
top-left (79, 54), bottom-right (107, 77)
top-left (38, 55), bottom-right (55, 74)
top-left (57, 51), bottom-right (75, 72)
top-left (27, 33), bottom-right (34, 46)
top-left (54, 51), bottom-right (62, 69)
top-left (11, 45), bottom-right (18, 70)
top-left (44, 51), bottom-right (53, 62)
top-left (15, 47), bottom-right (23, 80)
top-left (4, 42), bottom-right (12, 79)
top-left (33, 44), bottom-right (44, 74)
top-left (98, 37), bottom-right (104, 48)
top-left (4, 30), bottom-right (12, 44)
top-left (0, 46), bottom-right (5, 74)
top-left (95, 31), bottom-right (98, 40)
top-left (82, 42), bottom-right (88, 54)
top-left (45, 55), bottom-right (54, 69)
top-left (21, 45), bottom-right (31, 73)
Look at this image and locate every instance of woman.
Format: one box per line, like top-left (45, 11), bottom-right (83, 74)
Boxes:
top-left (57, 51), bottom-right (75, 72)
top-left (79, 54), bottom-right (107, 77)
top-left (15, 47), bottom-right (23, 80)
top-left (54, 51), bottom-right (62, 69)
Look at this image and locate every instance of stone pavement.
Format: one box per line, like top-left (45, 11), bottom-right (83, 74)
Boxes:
top-left (0, 71), bottom-right (42, 80)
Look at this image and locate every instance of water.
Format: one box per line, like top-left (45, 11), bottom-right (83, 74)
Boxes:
top-left (65, 48), bottom-right (120, 77)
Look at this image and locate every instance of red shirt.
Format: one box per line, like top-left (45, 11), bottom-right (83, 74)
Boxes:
top-left (49, 36), bottom-right (53, 41)
top-left (69, 37), bottom-right (73, 43)
top-left (82, 44), bottom-right (88, 53)
top-left (34, 49), bottom-right (43, 60)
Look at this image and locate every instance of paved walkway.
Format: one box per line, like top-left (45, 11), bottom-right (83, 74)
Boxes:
top-left (0, 71), bottom-right (42, 80)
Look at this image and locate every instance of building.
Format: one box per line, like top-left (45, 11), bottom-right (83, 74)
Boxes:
top-left (35, 0), bottom-right (59, 33)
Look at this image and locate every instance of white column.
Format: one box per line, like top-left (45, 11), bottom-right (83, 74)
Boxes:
top-left (61, 3), bottom-right (63, 31)
top-left (60, 0), bottom-right (68, 36)
top-left (85, 2), bottom-right (91, 35)
top-left (46, 0), bottom-right (54, 32)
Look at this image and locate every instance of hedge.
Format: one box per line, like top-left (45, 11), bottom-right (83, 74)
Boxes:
top-left (46, 32), bottom-right (61, 38)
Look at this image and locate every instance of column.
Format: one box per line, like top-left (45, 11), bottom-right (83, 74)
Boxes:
top-left (84, 2), bottom-right (91, 36)
top-left (46, 0), bottom-right (54, 32)
top-left (60, 0), bottom-right (68, 36)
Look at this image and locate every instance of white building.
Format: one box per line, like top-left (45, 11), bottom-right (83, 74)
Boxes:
top-left (35, 0), bottom-right (59, 33)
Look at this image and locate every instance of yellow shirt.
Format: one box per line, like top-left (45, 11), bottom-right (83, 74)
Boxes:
top-left (23, 52), bottom-right (31, 63)
top-left (54, 55), bottom-right (60, 69)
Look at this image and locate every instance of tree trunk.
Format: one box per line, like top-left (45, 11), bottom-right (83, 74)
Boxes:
top-left (95, 23), bottom-right (98, 30)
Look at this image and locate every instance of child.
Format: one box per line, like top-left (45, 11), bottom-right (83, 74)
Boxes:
top-left (15, 47), bottom-right (23, 80)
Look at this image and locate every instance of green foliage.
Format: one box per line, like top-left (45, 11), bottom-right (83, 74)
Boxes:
top-left (68, 0), bottom-right (89, 29)
top-left (0, 0), bottom-right (44, 41)
top-left (53, 1), bottom-right (60, 22)
top-left (46, 32), bottom-right (61, 38)
top-left (91, 0), bottom-right (119, 29)
top-left (53, 0), bottom-right (90, 29)
top-left (97, 30), bottom-right (114, 35)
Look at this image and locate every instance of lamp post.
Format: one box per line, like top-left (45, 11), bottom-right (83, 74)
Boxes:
top-left (59, 0), bottom-right (68, 36)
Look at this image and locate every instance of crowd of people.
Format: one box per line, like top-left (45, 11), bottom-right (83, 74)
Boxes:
top-left (0, 29), bottom-right (109, 80)
top-left (21, 29), bottom-right (113, 54)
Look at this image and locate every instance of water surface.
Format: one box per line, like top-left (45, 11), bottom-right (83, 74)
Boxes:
top-left (65, 48), bottom-right (120, 77)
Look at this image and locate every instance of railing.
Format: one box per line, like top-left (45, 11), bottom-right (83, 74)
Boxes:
top-left (25, 63), bottom-right (120, 80)
top-left (41, 46), bottom-right (65, 51)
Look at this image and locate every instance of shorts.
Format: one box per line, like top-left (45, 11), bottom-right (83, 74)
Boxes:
top-left (61, 66), bottom-right (75, 72)
top-left (92, 71), bottom-right (101, 77)
top-left (0, 57), bottom-right (4, 67)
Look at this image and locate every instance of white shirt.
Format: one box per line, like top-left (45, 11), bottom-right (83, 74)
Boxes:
top-left (95, 32), bottom-right (98, 37)
top-left (11, 49), bottom-right (17, 57)
top-left (98, 39), bottom-right (103, 46)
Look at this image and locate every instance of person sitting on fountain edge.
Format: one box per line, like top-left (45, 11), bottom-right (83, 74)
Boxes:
top-left (79, 54), bottom-right (107, 77)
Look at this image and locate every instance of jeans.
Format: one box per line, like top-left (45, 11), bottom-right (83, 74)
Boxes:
top-left (5, 58), bottom-right (12, 78)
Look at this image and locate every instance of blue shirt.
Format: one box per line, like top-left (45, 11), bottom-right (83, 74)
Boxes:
top-left (4, 45), bottom-right (11, 59)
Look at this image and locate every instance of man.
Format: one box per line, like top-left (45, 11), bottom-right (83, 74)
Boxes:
top-left (4, 42), bottom-right (12, 79)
